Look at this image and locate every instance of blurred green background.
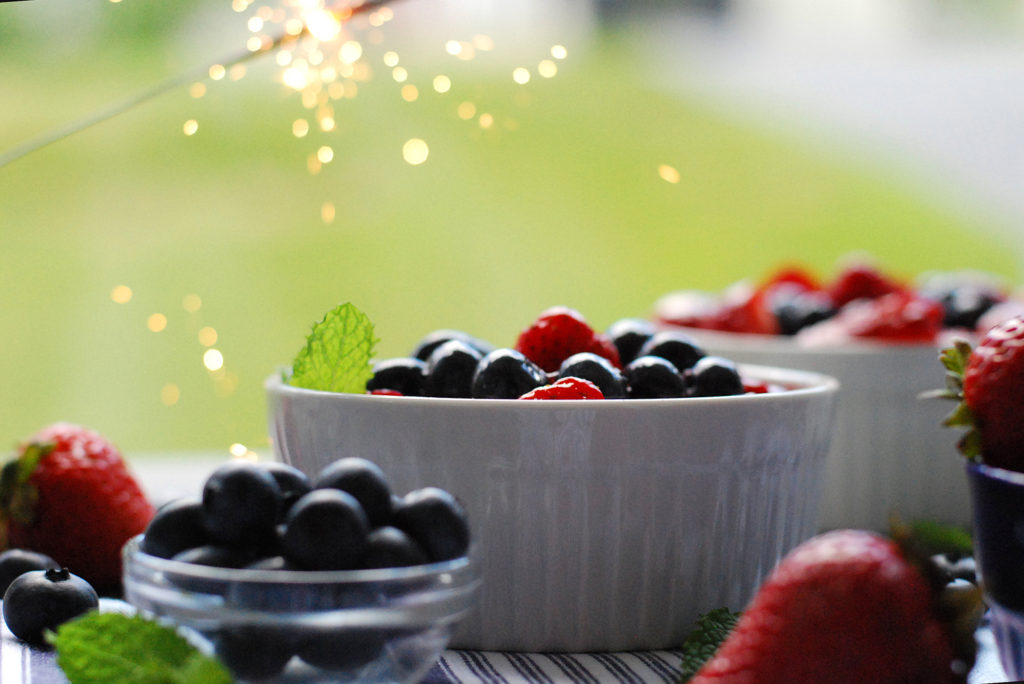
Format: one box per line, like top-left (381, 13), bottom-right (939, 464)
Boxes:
top-left (1, 0), bottom-right (1020, 454)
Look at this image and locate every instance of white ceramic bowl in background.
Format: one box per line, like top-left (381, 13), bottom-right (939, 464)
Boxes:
top-left (266, 366), bottom-right (838, 653)
top-left (663, 326), bottom-right (964, 532)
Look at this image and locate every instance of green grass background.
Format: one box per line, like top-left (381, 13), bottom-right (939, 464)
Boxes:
top-left (0, 7), bottom-right (1018, 454)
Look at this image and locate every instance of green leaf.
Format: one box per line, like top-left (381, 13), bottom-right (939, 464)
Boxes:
top-left (288, 302), bottom-right (378, 393)
top-left (678, 607), bottom-right (740, 682)
top-left (943, 402), bottom-right (976, 429)
top-left (907, 519), bottom-right (974, 556)
top-left (53, 612), bottom-right (233, 684)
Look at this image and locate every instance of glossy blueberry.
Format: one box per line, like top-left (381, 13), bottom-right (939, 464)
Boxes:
top-left (263, 462), bottom-right (313, 517)
top-left (424, 339), bottom-right (484, 398)
top-left (471, 348), bottom-right (548, 399)
top-left (202, 461), bottom-right (282, 547)
top-left (392, 488), bottom-right (470, 562)
top-left (215, 626), bottom-right (296, 680)
top-left (314, 457), bottom-right (393, 528)
top-left (2, 568), bottom-right (98, 644)
top-left (360, 526), bottom-right (430, 569)
top-left (940, 286), bottom-right (1002, 329)
top-left (637, 331), bottom-right (705, 372)
top-left (366, 357), bottom-right (427, 396)
top-left (244, 555), bottom-right (298, 571)
top-left (172, 544), bottom-right (261, 568)
top-left (770, 287), bottom-right (836, 336)
top-left (139, 497), bottom-right (208, 559)
top-left (690, 356), bottom-right (744, 397)
top-left (412, 329), bottom-right (494, 361)
top-left (624, 356), bottom-right (686, 399)
top-left (282, 489), bottom-right (370, 570)
top-left (605, 318), bottom-right (656, 366)
top-left (297, 629), bottom-right (387, 671)
top-left (557, 352), bottom-right (627, 399)
top-left (932, 552), bottom-right (978, 585)
top-left (0, 549), bottom-right (59, 596)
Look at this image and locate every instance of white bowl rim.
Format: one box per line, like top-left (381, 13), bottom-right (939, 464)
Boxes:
top-left (265, 363), bottom-right (838, 408)
top-left (123, 535), bottom-right (476, 585)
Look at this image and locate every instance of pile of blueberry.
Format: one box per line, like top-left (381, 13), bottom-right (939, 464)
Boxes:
top-left (369, 319), bottom-right (753, 400)
top-left (139, 458), bottom-right (471, 679)
top-left (0, 549), bottom-right (97, 644)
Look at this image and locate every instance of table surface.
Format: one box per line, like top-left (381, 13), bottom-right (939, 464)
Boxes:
top-left (3, 453), bottom-right (1009, 683)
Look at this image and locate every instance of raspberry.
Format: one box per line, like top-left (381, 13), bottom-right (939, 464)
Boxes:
top-left (519, 377), bottom-right (605, 400)
top-left (837, 292), bottom-right (944, 342)
top-left (829, 262), bottom-right (903, 308)
top-left (516, 307), bottom-right (612, 372)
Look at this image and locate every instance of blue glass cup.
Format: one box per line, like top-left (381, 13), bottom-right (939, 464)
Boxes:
top-left (966, 460), bottom-right (1024, 678)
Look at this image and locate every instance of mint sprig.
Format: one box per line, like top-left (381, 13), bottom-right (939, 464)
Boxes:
top-left (288, 302), bottom-right (378, 393)
top-left (53, 612), bottom-right (233, 683)
top-left (678, 607), bottom-right (740, 682)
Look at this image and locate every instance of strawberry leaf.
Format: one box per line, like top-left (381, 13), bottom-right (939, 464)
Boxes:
top-left (678, 607), bottom-right (740, 682)
top-left (943, 402), bottom-right (976, 429)
top-left (288, 302), bottom-right (378, 394)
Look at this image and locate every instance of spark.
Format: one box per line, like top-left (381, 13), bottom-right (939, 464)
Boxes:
top-left (182, 293), bottom-right (202, 312)
top-left (659, 164), bottom-right (681, 184)
top-left (148, 313), bottom-right (168, 332)
top-left (198, 326), bottom-right (218, 346)
top-left (203, 348), bottom-right (224, 371)
top-left (402, 138), bottom-right (428, 165)
top-left (110, 285), bottom-right (133, 304)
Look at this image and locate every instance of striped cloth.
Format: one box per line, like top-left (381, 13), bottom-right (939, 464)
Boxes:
top-left (424, 650), bottom-right (686, 683)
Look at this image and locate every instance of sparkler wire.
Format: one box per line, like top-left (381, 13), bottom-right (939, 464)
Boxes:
top-left (0, 0), bottom-right (398, 168)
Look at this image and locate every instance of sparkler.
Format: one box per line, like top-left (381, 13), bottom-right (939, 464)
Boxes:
top-left (0, 0), bottom-right (402, 168)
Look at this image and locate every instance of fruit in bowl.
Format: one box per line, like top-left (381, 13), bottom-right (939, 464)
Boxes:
top-left (268, 303), bottom-right (839, 652)
top-left (123, 458), bottom-right (478, 683)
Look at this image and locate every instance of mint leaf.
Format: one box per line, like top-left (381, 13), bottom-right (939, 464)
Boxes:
top-left (678, 607), bottom-right (740, 682)
top-left (53, 612), bottom-right (233, 684)
top-left (289, 302), bottom-right (378, 393)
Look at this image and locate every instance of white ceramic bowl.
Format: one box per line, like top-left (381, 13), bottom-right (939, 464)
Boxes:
top-left (266, 367), bottom-right (838, 653)
top-left (661, 326), bottom-right (965, 533)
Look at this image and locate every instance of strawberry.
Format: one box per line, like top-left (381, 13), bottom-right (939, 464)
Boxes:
top-left (515, 307), bottom-right (619, 373)
top-left (829, 261), bottom-right (904, 308)
top-left (833, 291), bottom-right (944, 342)
top-left (690, 529), bottom-right (978, 684)
top-left (518, 376), bottom-right (605, 400)
top-left (703, 282), bottom-right (780, 335)
top-left (0, 423), bottom-right (155, 594)
top-left (934, 316), bottom-right (1024, 471)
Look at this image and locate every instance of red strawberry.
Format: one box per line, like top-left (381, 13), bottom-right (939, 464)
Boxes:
top-left (834, 291), bottom-right (944, 342)
top-left (0, 423), bottom-right (155, 593)
top-left (691, 529), bottom-right (977, 684)
top-left (829, 261), bottom-right (904, 308)
top-left (516, 307), bottom-right (619, 372)
top-left (704, 282), bottom-right (779, 335)
top-left (935, 315), bottom-right (1024, 471)
top-left (518, 376), bottom-right (605, 400)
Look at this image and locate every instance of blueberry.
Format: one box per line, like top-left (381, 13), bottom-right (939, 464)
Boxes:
top-left (202, 461), bottom-right (282, 547)
top-left (557, 352), bottom-right (627, 399)
top-left (244, 555), bottom-right (298, 571)
top-left (366, 357), bottom-right (427, 396)
top-left (3, 568), bottom-right (98, 644)
top-left (0, 549), bottom-right (59, 596)
top-left (940, 287), bottom-right (1002, 329)
top-left (691, 356), bottom-right (744, 397)
top-left (263, 462), bottom-right (313, 517)
top-left (412, 329), bottom-right (494, 361)
top-left (932, 552), bottom-right (978, 585)
top-left (392, 488), bottom-right (470, 562)
top-left (606, 318), bottom-right (656, 365)
top-left (282, 489), bottom-right (370, 570)
top-left (637, 331), bottom-right (705, 371)
top-left (770, 287), bottom-right (836, 335)
top-left (215, 626), bottom-right (296, 680)
top-left (314, 457), bottom-right (393, 528)
top-left (424, 340), bottom-right (484, 398)
top-left (624, 356), bottom-right (686, 399)
top-left (297, 629), bottom-right (386, 671)
top-left (140, 497), bottom-right (208, 559)
top-left (360, 526), bottom-right (430, 569)
top-left (172, 544), bottom-right (260, 568)
top-left (471, 348), bottom-right (547, 399)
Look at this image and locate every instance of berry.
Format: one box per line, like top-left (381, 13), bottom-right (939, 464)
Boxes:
top-left (690, 530), bottom-right (975, 684)
top-left (653, 290), bottom-right (719, 329)
top-left (424, 339), bottom-right (484, 398)
top-left (837, 292), bottom-right (944, 342)
top-left (557, 352), bottom-right (627, 398)
top-left (139, 498), bottom-right (208, 560)
top-left (282, 489), bottom-right (370, 570)
top-left (471, 348), bottom-right (547, 399)
top-left (297, 629), bottom-right (386, 671)
top-left (366, 358), bottom-right (427, 396)
top-left (515, 307), bottom-right (618, 373)
top-left (392, 487), bottom-right (470, 562)
top-left (769, 286), bottom-right (837, 336)
top-left (360, 526), bottom-right (429, 569)
top-left (704, 282), bottom-right (779, 335)
top-left (829, 261), bottom-right (903, 308)
top-left (957, 316), bottom-right (1024, 470)
top-left (519, 376), bottom-right (605, 400)
top-left (172, 544), bottom-right (260, 569)
top-left (624, 356), bottom-right (686, 399)
top-left (214, 626), bottom-right (295, 680)
top-left (263, 462), bottom-right (313, 516)
top-left (411, 329), bottom-right (493, 361)
top-left (605, 318), bottom-right (656, 366)
top-left (939, 286), bottom-right (1003, 330)
top-left (0, 549), bottom-right (59, 596)
top-left (637, 331), bottom-right (706, 371)
top-left (314, 457), bottom-right (393, 528)
top-left (202, 461), bottom-right (282, 548)
top-left (3, 567), bottom-right (99, 644)
top-left (0, 423), bottom-right (154, 593)
top-left (691, 356), bottom-right (745, 397)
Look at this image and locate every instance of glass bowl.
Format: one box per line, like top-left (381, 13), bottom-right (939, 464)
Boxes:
top-left (122, 536), bottom-right (480, 683)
